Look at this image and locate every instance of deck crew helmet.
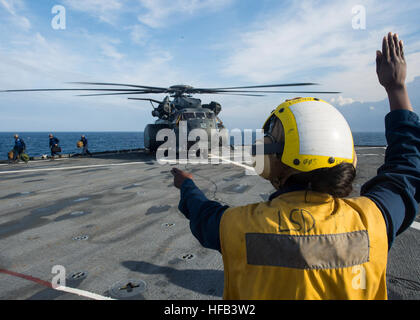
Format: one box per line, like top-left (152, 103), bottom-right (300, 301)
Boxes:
top-left (254, 97), bottom-right (356, 190)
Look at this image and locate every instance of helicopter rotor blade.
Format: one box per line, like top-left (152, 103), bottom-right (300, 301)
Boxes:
top-left (76, 91), bottom-right (161, 97)
top-left (0, 88), bottom-right (159, 93)
top-left (184, 89), bottom-right (340, 95)
top-left (68, 82), bottom-right (168, 91)
top-left (212, 90), bottom-right (342, 94)
top-left (197, 83), bottom-right (319, 90)
top-left (69, 82), bottom-right (320, 91)
top-left (1, 83), bottom-right (341, 97)
top-left (204, 93), bottom-right (266, 97)
top-left (128, 98), bottom-right (163, 104)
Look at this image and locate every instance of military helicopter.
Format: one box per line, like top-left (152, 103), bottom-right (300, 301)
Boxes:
top-left (0, 82), bottom-right (340, 151)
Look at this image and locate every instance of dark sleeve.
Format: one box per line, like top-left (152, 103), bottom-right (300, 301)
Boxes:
top-left (361, 110), bottom-right (420, 248)
top-left (178, 179), bottom-right (229, 252)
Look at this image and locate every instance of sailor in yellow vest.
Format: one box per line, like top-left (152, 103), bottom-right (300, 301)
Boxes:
top-left (171, 33), bottom-right (419, 300)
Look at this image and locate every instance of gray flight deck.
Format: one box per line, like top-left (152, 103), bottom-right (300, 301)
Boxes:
top-left (0, 146), bottom-right (419, 300)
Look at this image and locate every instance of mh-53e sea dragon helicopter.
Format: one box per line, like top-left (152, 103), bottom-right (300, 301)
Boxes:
top-left (0, 82), bottom-right (340, 151)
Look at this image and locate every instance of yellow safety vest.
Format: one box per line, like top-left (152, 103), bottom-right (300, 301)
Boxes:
top-left (219, 191), bottom-right (388, 300)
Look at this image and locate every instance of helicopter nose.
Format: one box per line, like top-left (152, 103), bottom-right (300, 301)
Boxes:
top-left (188, 120), bottom-right (214, 130)
top-left (187, 120), bottom-right (214, 139)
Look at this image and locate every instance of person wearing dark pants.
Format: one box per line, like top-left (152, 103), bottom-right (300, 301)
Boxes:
top-left (12, 134), bottom-right (26, 162)
top-left (81, 135), bottom-right (92, 156)
top-left (49, 134), bottom-right (61, 159)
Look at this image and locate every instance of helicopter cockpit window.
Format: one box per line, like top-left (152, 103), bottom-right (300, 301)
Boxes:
top-left (183, 113), bottom-right (195, 119)
top-left (195, 112), bottom-right (206, 119)
top-left (206, 113), bottom-right (214, 119)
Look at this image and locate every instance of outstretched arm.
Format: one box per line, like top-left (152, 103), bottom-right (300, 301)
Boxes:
top-left (362, 33), bottom-right (420, 248)
top-left (171, 168), bottom-right (228, 252)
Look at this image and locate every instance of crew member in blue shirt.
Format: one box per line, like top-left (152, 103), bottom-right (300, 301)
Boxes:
top-left (12, 134), bottom-right (26, 162)
top-left (81, 135), bottom-right (92, 157)
top-left (49, 134), bottom-right (60, 159)
top-left (171, 33), bottom-right (419, 300)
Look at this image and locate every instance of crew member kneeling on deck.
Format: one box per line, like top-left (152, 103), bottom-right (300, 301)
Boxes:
top-left (171, 33), bottom-right (420, 300)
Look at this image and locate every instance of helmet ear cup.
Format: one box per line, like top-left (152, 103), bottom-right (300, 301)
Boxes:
top-left (353, 150), bottom-right (358, 168)
top-left (259, 154), bottom-right (273, 180)
top-left (257, 119), bottom-right (287, 184)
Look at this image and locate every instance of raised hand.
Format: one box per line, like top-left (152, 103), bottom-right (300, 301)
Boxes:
top-left (376, 32), bottom-right (406, 91)
top-left (376, 32), bottom-right (412, 112)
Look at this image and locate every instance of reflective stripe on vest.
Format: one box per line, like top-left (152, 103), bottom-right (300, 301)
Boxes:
top-left (219, 191), bottom-right (388, 300)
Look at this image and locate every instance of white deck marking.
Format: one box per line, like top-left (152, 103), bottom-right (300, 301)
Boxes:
top-left (0, 159), bottom-right (67, 166)
top-left (0, 268), bottom-right (115, 300)
top-left (29, 159), bottom-right (67, 163)
top-left (0, 161), bottom-right (151, 175)
top-left (0, 154), bottom-right (256, 175)
top-left (411, 221), bottom-right (420, 231)
top-left (156, 154), bottom-right (257, 174)
top-left (208, 154), bottom-right (256, 172)
top-left (54, 285), bottom-right (115, 300)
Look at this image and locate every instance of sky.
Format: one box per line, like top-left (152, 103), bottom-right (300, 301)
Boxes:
top-left (0, 0), bottom-right (419, 132)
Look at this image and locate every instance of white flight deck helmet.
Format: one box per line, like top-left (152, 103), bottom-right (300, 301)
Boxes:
top-left (257, 97), bottom-right (356, 175)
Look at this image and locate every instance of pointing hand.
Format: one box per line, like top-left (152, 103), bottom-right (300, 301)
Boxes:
top-left (171, 168), bottom-right (193, 189)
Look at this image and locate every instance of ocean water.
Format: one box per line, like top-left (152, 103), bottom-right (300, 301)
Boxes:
top-left (0, 131), bottom-right (386, 161)
top-left (352, 132), bottom-right (387, 146)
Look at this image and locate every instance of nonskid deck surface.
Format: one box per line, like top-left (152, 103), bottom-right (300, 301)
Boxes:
top-left (0, 147), bottom-right (418, 300)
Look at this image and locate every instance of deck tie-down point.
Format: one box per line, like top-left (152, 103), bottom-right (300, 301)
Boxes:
top-left (119, 282), bottom-right (140, 293)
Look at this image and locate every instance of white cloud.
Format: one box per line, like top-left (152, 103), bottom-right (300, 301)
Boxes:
top-left (62, 0), bottom-right (234, 28)
top-left (0, 0), bottom-right (22, 15)
top-left (220, 0), bottom-right (420, 103)
top-left (128, 24), bottom-right (150, 45)
top-left (63, 0), bottom-right (123, 24)
top-left (137, 0), bottom-right (234, 28)
top-left (0, 32), bottom-right (87, 89)
top-left (330, 96), bottom-right (355, 106)
top-left (0, 0), bottom-right (31, 30)
top-left (101, 43), bottom-right (124, 60)
top-left (1, 0), bottom-right (419, 131)
top-left (0, 26), bottom-right (184, 117)
top-left (406, 51), bottom-right (420, 83)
